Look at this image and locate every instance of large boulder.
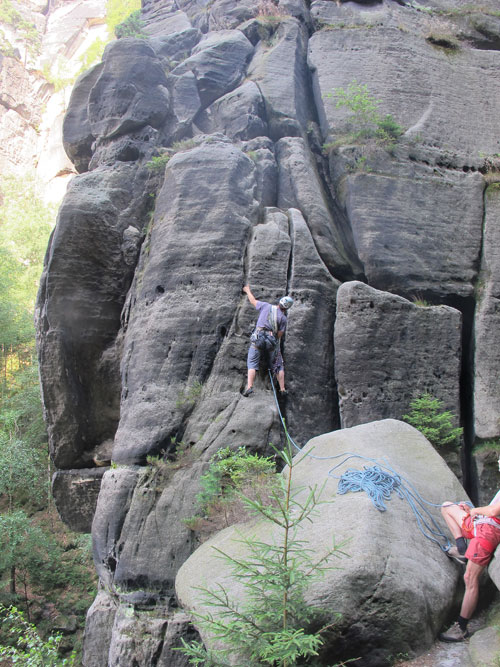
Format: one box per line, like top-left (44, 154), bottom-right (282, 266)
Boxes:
top-left (176, 419), bottom-right (466, 667)
top-left (88, 39), bottom-right (171, 140)
top-left (171, 30), bottom-right (254, 107)
top-left (193, 80), bottom-right (267, 141)
top-left (334, 281), bottom-right (462, 429)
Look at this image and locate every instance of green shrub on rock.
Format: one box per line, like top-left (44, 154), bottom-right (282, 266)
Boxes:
top-left (114, 9), bottom-right (146, 39)
top-left (196, 446), bottom-right (276, 515)
top-left (326, 79), bottom-right (404, 150)
top-left (402, 394), bottom-right (462, 449)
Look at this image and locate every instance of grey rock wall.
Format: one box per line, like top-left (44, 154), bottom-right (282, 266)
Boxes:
top-left (335, 281), bottom-right (462, 428)
top-left (34, 0), bottom-right (500, 663)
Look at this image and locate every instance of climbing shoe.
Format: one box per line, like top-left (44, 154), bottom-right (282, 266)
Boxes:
top-left (438, 621), bottom-right (470, 642)
top-left (243, 387), bottom-right (254, 397)
top-left (444, 546), bottom-right (467, 565)
top-left (279, 389), bottom-right (288, 397)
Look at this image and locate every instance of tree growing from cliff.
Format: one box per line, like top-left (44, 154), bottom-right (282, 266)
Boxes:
top-left (179, 440), bottom-right (348, 666)
top-left (402, 394), bottom-right (463, 449)
top-left (325, 79), bottom-right (403, 150)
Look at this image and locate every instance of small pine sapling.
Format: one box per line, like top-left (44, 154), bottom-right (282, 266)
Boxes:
top-left (178, 435), bottom-right (348, 666)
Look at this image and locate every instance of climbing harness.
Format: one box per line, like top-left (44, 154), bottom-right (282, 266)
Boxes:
top-left (268, 369), bottom-right (459, 552)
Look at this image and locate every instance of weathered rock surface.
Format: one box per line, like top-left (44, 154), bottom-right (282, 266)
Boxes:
top-left (335, 281), bottom-right (462, 428)
top-left (285, 207), bottom-right (340, 444)
top-left (176, 420), bottom-right (466, 667)
top-left (193, 80), bottom-right (267, 141)
top-left (308, 18), bottom-right (500, 164)
top-left (468, 626), bottom-right (500, 667)
top-left (112, 137), bottom-right (258, 464)
top-left (52, 468), bottom-right (107, 533)
top-left (88, 39), bottom-right (170, 140)
top-left (247, 18), bottom-right (312, 140)
top-left (171, 30), bottom-right (253, 106)
top-left (63, 64), bottom-right (103, 173)
top-left (36, 163), bottom-right (155, 469)
top-left (474, 185), bottom-right (500, 441)
top-left (276, 136), bottom-right (360, 279)
top-left (338, 166), bottom-right (484, 300)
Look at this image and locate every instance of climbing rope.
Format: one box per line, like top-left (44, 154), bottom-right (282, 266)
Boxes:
top-left (267, 370), bottom-right (458, 551)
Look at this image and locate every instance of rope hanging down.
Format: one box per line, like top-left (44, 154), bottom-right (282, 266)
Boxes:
top-left (267, 370), bottom-right (453, 551)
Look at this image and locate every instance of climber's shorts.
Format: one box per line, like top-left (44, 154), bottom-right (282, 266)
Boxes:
top-left (246, 345), bottom-right (284, 373)
top-left (247, 344), bottom-right (261, 370)
top-left (462, 516), bottom-right (500, 567)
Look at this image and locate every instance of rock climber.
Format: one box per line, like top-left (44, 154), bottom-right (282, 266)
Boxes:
top-left (241, 284), bottom-right (293, 398)
top-left (438, 484), bottom-right (500, 642)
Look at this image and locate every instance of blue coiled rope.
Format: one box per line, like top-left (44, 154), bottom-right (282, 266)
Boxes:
top-left (268, 371), bottom-right (455, 551)
top-left (337, 465), bottom-right (401, 512)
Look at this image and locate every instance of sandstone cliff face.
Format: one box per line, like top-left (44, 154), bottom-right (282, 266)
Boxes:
top-left (34, 0), bottom-right (500, 663)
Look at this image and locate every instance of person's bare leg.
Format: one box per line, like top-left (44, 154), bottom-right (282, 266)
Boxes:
top-left (277, 370), bottom-right (285, 392)
top-left (461, 561), bottom-right (484, 619)
top-left (247, 368), bottom-right (256, 390)
top-left (441, 502), bottom-right (466, 539)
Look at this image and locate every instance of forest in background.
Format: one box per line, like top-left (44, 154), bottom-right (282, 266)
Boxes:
top-left (0, 0), bottom-right (142, 660)
top-left (0, 175), bottom-right (97, 663)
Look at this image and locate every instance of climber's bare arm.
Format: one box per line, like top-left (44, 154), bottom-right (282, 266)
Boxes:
top-left (469, 501), bottom-right (500, 519)
top-left (243, 284), bottom-right (258, 308)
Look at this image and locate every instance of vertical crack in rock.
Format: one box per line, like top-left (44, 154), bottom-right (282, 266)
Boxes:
top-left (471, 182), bottom-right (500, 503)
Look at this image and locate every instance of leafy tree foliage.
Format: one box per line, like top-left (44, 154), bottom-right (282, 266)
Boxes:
top-left (0, 174), bottom-right (97, 661)
top-left (0, 605), bottom-right (76, 665)
top-left (0, 175), bottom-right (54, 393)
top-left (106, 0), bottom-right (141, 37)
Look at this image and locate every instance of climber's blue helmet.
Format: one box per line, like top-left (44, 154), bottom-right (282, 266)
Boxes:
top-left (279, 296), bottom-right (294, 310)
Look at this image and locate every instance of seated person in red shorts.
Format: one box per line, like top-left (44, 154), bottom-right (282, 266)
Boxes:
top-left (439, 489), bottom-right (500, 642)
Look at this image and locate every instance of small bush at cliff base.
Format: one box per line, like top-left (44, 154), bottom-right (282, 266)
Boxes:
top-left (402, 394), bottom-right (462, 449)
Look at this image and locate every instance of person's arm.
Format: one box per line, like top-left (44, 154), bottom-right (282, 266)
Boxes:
top-left (243, 284), bottom-right (258, 308)
top-left (469, 501), bottom-right (500, 519)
